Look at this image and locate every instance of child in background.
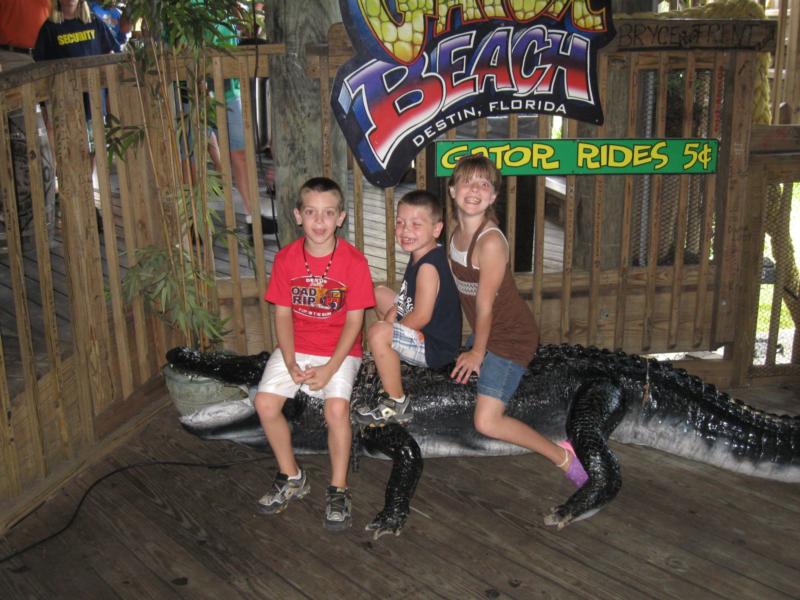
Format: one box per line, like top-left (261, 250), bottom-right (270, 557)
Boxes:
top-left (254, 177), bottom-right (375, 531)
top-left (355, 190), bottom-right (461, 426)
top-left (447, 155), bottom-right (588, 487)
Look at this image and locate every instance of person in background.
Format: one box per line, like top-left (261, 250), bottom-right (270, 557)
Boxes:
top-left (177, 0), bottom-right (258, 240)
top-left (34, 0), bottom-right (119, 217)
top-left (34, 0), bottom-right (120, 134)
top-left (0, 0), bottom-right (51, 72)
top-left (90, 1), bottom-right (131, 48)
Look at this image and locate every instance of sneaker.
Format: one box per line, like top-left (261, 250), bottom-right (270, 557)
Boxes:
top-left (324, 485), bottom-right (352, 531)
top-left (236, 222), bottom-right (254, 244)
top-left (354, 390), bottom-right (412, 426)
top-left (557, 441), bottom-right (589, 488)
top-left (257, 470), bottom-right (310, 514)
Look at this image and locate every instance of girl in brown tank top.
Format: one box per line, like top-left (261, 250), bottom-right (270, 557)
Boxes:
top-left (447, 155), bottom-right (588, 488)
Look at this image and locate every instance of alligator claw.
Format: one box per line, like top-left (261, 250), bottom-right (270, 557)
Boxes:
top-left (544, 505), bottom-right (601, 529)
top-left (365, 510), bottom-right (407, 539)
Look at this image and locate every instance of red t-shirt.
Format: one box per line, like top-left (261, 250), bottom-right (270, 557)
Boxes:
top-left (0, 0), bottom-right (50, 48)
top-left (265, 237), bottom-right (375, 357)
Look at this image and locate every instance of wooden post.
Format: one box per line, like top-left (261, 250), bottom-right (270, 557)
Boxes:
top-left (714, 51), bottom-right (757, 348)
top-left (22, 84), bottom-right (72, 459)
top-left (88, 69), bottom-right (133, 402)
top-left (107, 69), bottom-right (150, 384)
top-left (0, 94), bottom-right (46, 478)
top-left (51, 70), bottom-right (101, 446)
top-left (667, 54), bottom-right (696, 348)
top-left (212, 59), bottom-right (246, 354)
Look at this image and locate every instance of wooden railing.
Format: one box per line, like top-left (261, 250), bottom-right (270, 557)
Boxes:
top-left (733, 122), bottom-right (800, 383)
top-left (0, 44), bottom-right (283, 530)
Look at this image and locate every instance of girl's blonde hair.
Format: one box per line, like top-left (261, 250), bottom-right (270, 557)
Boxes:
top-left (447, 154), bottom-right (502, 223)
top-left (50, 0), bottom-right (93, 24)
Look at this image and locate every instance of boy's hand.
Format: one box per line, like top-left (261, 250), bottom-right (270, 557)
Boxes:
top-left (385, 306), bottom-right (398, 323)
top-left (451, 349), bottom-right (484, 384)
top-left (287, 361), bottom-right (310, 385)
top-left (304, 362), bottom-right (335, 391)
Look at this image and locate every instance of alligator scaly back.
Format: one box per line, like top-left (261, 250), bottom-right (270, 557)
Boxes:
top-left (527, 344), bottom-right (799, 483)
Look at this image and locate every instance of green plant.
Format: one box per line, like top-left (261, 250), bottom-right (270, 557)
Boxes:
top-left (113, 0), bottom-right (253, 348)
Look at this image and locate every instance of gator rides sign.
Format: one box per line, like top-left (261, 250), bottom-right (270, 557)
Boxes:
top-left (331, 0), bottom-right (616, 188)
top-left (435, 138), bottom-right (719, 175)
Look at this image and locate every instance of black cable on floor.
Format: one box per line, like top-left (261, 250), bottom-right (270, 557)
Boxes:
top-left (0, 455), bottom-right (271, 566)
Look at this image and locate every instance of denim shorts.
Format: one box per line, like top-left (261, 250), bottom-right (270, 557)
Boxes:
top-left (223, 95), bottom-right (245, 151)
top-left (177, 92), bottom-right (246, 158)
top-left (391, 322), bottom-right (428, 367)
top-left (466, 336), bottom-right (525, 404)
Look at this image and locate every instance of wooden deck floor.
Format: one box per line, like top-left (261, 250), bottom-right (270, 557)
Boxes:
top-left (0, 384), bottom-right (798, 599)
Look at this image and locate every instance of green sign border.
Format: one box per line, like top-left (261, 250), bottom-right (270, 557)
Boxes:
top-left (436, 138), bottom-right (719, 176)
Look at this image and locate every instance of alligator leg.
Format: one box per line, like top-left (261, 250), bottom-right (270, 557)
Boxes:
top-left (360, 424), bottom-right (423, 539)
top-left (545, 380), bottom-right (627, 529)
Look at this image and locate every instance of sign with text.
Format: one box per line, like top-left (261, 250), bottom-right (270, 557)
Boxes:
top-left (435, 138), bottom-right (719, 176)
top-left (332, 0), bottom-right (616, 188)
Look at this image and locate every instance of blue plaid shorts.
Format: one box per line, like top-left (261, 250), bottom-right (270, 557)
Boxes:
top-left (391, 322), bottom-right (428, 367)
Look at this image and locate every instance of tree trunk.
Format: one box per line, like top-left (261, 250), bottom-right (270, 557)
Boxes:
top-left (264, 0), bottom-right (345, 247)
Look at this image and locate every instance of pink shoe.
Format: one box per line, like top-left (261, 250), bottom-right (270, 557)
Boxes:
top-left (557, 440), bottom-right (589, 488)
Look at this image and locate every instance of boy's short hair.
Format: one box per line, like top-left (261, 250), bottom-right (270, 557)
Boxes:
top-left (298, 177), bottom-right (345, 211)
top-left (398, 189), bottom-right (443, 223)
top-left (448, 154), bottom-right (502, 192)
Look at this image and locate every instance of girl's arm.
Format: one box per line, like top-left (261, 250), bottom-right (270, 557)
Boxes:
top-left (451, 231), bottom-right (508, 384)
top-left (274, 304), bottom-right (308, 384)
top-left (397, 263), bottom-right (439, 331)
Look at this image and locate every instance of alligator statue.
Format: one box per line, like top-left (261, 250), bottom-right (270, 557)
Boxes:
top-left (165, 344), bottom-right (799, 537)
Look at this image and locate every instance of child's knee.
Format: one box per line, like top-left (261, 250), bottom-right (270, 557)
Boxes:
top-left (473, 411), bottom-right (497, 437)
top-left (254, 392), bottom-right (283, 420)
top-left (324, 398), bottom-right (351, 425)
top-left (367, 320), bottom-right (392, 347)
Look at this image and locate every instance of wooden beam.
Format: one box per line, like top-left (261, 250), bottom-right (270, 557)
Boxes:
top-left (642, 54), bottom-right (668, 352)
top-left (667, 53), bottom-right (696, 348)
top-left (52, 70), bottom-right (99, 446)
top-left (750, 125), bottom-right (800, 153)
top-left (21, 84), bottom-right (72, 460)
top-left (560, 119), bottom-right (577, 342)
top-left (0, 94), bottom-right (47, 478)
top-left (212, 59), bottom-right (246, 355)
top-left (614, 53), bottom-right (637, 350)
top-left (239, 69), bottom-right (273, 350)
top-left (588, 54), bottom-right (608, 347)
top-left (714, 51), bottom-right (757, 346)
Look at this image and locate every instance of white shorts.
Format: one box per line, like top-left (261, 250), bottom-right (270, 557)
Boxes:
top-left (257, 348), bottom-right (362, 401)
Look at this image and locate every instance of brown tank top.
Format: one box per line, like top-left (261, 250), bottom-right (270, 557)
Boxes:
top-left (449, 219), bottom-right (539, 366)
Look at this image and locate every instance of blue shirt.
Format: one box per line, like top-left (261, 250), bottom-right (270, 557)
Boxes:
top-left (90, 2), bottom-right (128, 47)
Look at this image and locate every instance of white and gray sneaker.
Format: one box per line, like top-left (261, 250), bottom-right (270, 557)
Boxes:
top-left (324, 485), bottom-right (352, 531)
top-left (354, 391), bottom-right (413, 427)
top-left (257, 470), bottom-right (310, 514)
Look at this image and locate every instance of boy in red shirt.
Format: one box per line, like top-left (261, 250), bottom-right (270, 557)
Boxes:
top-left (255, 177), bottom-right (375, 531)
